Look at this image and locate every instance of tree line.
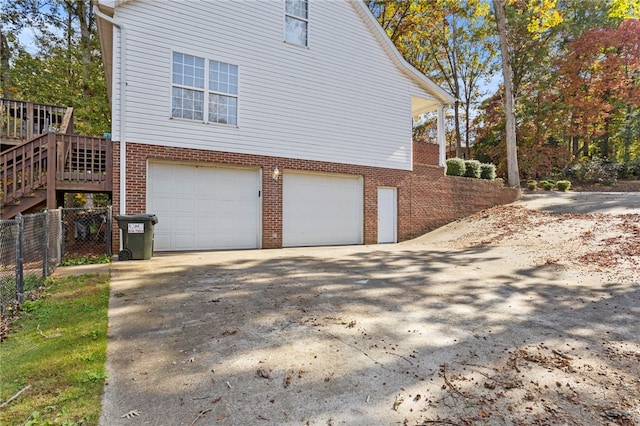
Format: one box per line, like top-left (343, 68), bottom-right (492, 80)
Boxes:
top-left (367, 0), bottom-right (639, 185)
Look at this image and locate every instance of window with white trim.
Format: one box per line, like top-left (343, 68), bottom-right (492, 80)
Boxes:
top-left (284, 0), bottom-right (308, 46)
top-left (172, 52), bottom-right (238, 125)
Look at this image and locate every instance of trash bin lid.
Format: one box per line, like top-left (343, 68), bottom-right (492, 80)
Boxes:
top-left (115, 214), bottom-right (158, 224)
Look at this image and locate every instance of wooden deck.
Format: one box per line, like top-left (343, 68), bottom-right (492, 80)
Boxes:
top-left (1, 98), bottom-right (73, 149)
top-left (1, 133), bottom-right (112, 219)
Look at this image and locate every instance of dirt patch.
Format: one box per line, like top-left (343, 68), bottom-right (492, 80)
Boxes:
top-left (424, 205), bottom-right (640, 280)
top-left (408, 203), bottom-right (639, 425)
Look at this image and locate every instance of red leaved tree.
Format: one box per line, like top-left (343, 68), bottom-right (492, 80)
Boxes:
top-left (558, 19), bottom-right (640, 159)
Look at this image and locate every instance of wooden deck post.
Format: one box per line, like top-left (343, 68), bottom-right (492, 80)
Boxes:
top-left (47, 134), bottom-right (57, 210)
top-left (105, 138), bottom-right (113, 188)
top-left (60, 107), bottom-right (74, 134)
top-left (26, 102), bottom-right (34, 141)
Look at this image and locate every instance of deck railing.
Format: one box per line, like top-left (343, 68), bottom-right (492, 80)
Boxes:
top-left (1, 133), bottom-right (111, 217)
top-left (0, 99), bottom-right (73, 144)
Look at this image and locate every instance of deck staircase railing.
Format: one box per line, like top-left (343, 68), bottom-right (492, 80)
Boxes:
top-left (1, 133), bottom-right (112, 218)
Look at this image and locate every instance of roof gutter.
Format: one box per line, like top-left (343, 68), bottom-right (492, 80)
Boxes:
top-left (93, 5), bottom-right (128, 216)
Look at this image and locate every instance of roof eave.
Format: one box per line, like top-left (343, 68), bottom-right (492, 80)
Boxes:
top-left (93, 1), bottom-right (115, 102)
top-left (351, 0), bottom-right (456, 106)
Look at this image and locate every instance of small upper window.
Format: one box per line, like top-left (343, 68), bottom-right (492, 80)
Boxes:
top-left (171, 52), bottom-right (238, 126)
top-left (284, 0), bottom-right (308, 46)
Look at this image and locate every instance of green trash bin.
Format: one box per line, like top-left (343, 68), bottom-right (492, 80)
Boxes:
top-left (115, 214), bottom-right (158, 260)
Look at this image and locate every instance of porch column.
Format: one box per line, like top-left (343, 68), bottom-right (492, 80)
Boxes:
top-left (437, 104), bottom-right (446, 168)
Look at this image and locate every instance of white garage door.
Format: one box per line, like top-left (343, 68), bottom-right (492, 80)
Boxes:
top-left (147, 162), bottom-right (260, 251)
top-left (283, 171), bottom-right (363, 247)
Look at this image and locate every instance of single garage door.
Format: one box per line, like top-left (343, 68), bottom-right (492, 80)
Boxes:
top-left (283, 171), bottom-right (363, 247)
top-left (147, 162), bottom-right (261, 251)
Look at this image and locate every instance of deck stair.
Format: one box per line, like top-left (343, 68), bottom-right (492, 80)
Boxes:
top-left (1, 133), bottom-right (113, 218)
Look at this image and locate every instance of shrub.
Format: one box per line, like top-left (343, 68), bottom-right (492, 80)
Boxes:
top-left (527, 180), bottom-right (538, 191)
top-left (539, 180), bottom-right (555, 190)
top-left (463, 160), bottom-right (482, 178)
top-left (570, 157), bottom-right (621, 185)
top-left (622, 159), bottom-right (640, 179)
top-left (446, 158), bottom-right (466, 176)
top-left (494, 177), bottom-right (505, 187)
top-left (555, 180), bottom-right (571, 191)
top-left (480, 163), bottom-right (496, 180)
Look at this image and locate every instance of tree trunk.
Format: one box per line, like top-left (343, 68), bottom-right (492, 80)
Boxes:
top-left (76, 0), bottom-right (94, 97)
top-left (492, 0), bottom-right (520, 188)
top-left (454, 99), bottom-right (462, 157)
top-left (601, 116), bottom-right (610, 158)
top-left (0, 27), bottom-right (11, 98)
top-left (465, 102), bottom-right (472, 159)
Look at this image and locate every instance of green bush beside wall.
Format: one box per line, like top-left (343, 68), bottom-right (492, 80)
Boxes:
top-left (446, 158), bottom-right (466, 176)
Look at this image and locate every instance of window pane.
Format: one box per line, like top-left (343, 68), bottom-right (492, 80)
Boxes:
top-left (285, 0), bottom-right (307, 19)
top-left (172, 87), bottom-right (204, 120)
top-left (209, 60), bottom-right (238, 95)
top-left (208, 94), bottom-right (237, 125)
top-left (173, 52), bottom-right (204, 89)
top-left (285, 16), bottom-right (307, 46)
top-left (209, 66), bottom-right (219, 92)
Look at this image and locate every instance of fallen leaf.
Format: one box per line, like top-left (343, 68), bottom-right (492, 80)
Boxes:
top-left (256, 368), bottom-right (272, 379)
top-left (120, 410), bottom-right (140, 419)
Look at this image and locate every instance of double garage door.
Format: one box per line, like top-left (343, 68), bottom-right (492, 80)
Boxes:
top-left (148, 163), bottom-right (363, 251)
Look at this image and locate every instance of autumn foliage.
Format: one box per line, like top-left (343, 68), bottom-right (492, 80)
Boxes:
top-left (558, 19), bottom-right (640, 159)
top-left (474, 17), bottom-right (639, 180)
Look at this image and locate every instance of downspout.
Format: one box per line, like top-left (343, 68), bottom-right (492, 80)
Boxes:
top-left (93, 6), bottom-right (127, 215)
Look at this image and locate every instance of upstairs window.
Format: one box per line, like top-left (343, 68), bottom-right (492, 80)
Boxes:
top-left (209, 61), bottom-right (238, 125)
top-left (172, 52), bottom-right (238, 126)
top-left (284, 0), bottom-right (308, 46)
top-left (172, 53), bottom-right (205, 121)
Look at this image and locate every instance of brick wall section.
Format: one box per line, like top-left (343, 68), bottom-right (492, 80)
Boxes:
top-left (111, 142), bottom-right (520, 251)
top-left (413, 141), bottom-right (440, 166)
top-left (408, 165), bottom-right (521, 239)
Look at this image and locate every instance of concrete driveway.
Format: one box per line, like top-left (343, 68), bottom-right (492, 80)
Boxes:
top-left (98, 192), bottom-right (640, 425)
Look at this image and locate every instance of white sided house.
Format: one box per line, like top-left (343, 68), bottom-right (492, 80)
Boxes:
top-left (95, 0), bottom-right (457, 251)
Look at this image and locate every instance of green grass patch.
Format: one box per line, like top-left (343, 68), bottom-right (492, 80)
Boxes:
top-left (0, 274), bottom-right (109, 425)
top-left (61, 254), bottom-right (111, 267)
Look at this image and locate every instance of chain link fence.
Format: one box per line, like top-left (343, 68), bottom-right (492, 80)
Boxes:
top-left (61, 207), bottom-right (112, 259)
top-left (0, 207), bottom-right (112, 313)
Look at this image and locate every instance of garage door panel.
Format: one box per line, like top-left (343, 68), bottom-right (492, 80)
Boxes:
top-left (173, 215), bottom-right (194, 232)
top-left (283, 172), bottom-right (363, 247)
top-left (148, 163), bottom-right (260, 251)
top-left (174, 200), bottom-right (195, 213)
